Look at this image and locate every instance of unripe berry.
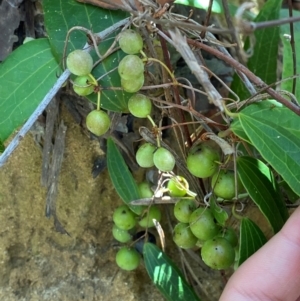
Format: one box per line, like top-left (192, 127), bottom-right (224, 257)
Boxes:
top-left (66, 50), bottom-right (93, 76)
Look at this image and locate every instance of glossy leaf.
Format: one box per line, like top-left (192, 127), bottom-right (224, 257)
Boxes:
top-left (237, 218), bottom-right (267, 267)
top-left (0, 39), bottom-right (59, 142)
top-left (210, 196), bottom-right (228, 226)
top-left (239, 113), bottom-right (300, 196)
top-left (237, 156), bottom-right (286, 233)
top-left (143, 243), bottom-right (201, 301)
top-left (230, 100), bottom-right (300, 142)
top-left (231, 0), bottom-right (281, 100)
top-left (280, 9), bottom-right (300, 101)
top-left (43, 0), bottom-right (128, 59)
top-left (107, 138), bottom-right (143, 215)
top-left (43, 0), bottom-right (131, 112)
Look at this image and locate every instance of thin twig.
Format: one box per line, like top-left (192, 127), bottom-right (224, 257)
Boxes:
top-left (287, 0), bottom-right (297, 95)
top-left (168, 29), bottom-right (224, 111)
top-left (186, 38), bottom-right (300, 115)
top-left (221, 0), bottom-right (244, 64)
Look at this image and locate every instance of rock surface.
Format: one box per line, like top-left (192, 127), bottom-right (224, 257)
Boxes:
top-left (0, 107), bottom-right (165, 301)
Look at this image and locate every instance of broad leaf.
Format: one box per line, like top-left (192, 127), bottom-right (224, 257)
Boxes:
top-left (43, 0), bottom-right (131, 112)
top-left (237, 218), bottom-right (267, 266)
top-left (143, 243), bottom-right (201, 301)
top-left (280, 9), bottom-right (300, 101)
top-left (106, 138), bottom-right (143, 215)
top-left (231, 0), bottom-right (282, 100)
top-left (239, 113), bottom-right (300, 196)
top-left (0, 39), bottom-right (59, 142)
top-left (210, 196), bottom-right (228, 226)
top-left (43, 0), bottom-right (127, 60)
top-left (230, 100), bottom-right (300, 142)
top-left (237, 156), bottom-right (287, 233)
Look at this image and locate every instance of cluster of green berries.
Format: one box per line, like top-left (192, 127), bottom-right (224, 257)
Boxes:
top-left (66, 49), bottom-right (111, 136)
top-left (112, 181), bottom-right (162, 271)
top-left (178, 141), bottom-right (245, 269)
top-left (135, 142), bottom-right (175, 172)
top-left (186, 141), bottom-right (243, 200)
top-left (172, 204), bottom-right (238, 270)
top-left (118, 29), bottom-right (144, 93)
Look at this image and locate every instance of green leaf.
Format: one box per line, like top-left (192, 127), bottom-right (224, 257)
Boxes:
top-left (237, 156), bottom-right (287, 233)
top-left (231, 0), bottom-right (282, 100)
top-left (143, 243), bottom-right (201, 301)
top-left (43, 0), bottom-right (128, 60)
top-left (43, 0), bottom-right (131, 112)
top-left (280, 9), bottom-right (300, 101)
top-left (106, 138), bottom-right (143, 215)
top-left (210, 196), bottom-right (228, 226)
top-left (239, 113), bottom-right (300, 196)
top-left (0, 39), bottom-right (59, 142)
top-left (230, 99), bottom-right (300, 143)
top-left (237, 218), bottom-right (267, 267)
top-left (174, 0), bottom-right (222, 13)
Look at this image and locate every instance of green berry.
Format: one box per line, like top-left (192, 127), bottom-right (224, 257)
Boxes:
top-left (201, 237), bottom-right (235, 270)
top-left (73, 75), bottom-right (94, 96)
top-left (167, 176), bottom-right (189, 197)
top-left (119, 29), bottom-right (143, 54)
top-left (121, 74), bottom-right (144, 93)
top-left (113, 205), bottom-right (137, 230)
top-left (189, 207), bottom-right (219, 241)
top-left (86, 110), bottom-right (111, 136)
top-left (116, 247), bottom-right (140, 271)
top-left (153, 147), bottom-right (175, 172)
top-left (128, 94), bottom-right (152, 118)
top-left (66, 50), bottom-right (93, 76)
top-left (173, 223), bottom-right (197, 249)
top-left (118, 55), bottom-right (144, 80)
top-left (138, 205), bottom-right (161, 228)
top-left (217, 227), bottom-right (238, 248)
top-left (186, 143), bottom-right (220, 178)
top-left (112, 224), bottom-right (133, 243)
top-left (138, 181), bottom-right (154, 198)
top-left (212, 170), bottom-right (242, 200)
top-left (174, 199), bottom-right (197, 223)
top-left (136, 143), bottom-right (156, 168)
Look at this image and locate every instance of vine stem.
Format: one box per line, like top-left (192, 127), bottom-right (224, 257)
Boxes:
top-left (88, 73), bottom-right (101, 111)
top-left (0, 18), bottom-right (130, 168)
top-left (142, 57), bottom-right (177, 84)
top-left (186, 37), bottom-right (300, 116)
